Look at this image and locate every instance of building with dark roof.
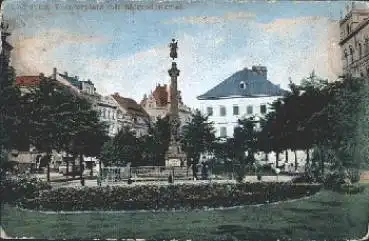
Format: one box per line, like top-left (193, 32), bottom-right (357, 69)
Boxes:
top-left (197, 65), bottom-right (287, 138)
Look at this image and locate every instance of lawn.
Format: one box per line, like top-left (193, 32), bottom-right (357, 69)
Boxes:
top-left (1, 184), bottom-right (369, 241)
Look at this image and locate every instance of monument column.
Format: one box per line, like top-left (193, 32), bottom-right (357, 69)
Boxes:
top-left (165, 39), bottom-right (186, 167)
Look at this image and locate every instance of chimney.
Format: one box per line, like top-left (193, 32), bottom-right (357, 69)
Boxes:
top-left (64, 72), bottom-right (68, 77)
top-left (52, 67), bottom-right (57, 80)
top-left (252, 65), bottom-right (267, 78)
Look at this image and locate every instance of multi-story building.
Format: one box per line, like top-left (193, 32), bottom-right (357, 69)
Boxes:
top-left (58, 71), bottom-right (150, 137)
top-left (197, 65), bottom-right (308, 170)
top-left (140, 83), bottom-right (192, 126)
top-left (112, 93), bottom-right (150, 137)
top-left (197, 65), bottom-right (286, 138)
top-left (339, 2), bottom-right (369, 78)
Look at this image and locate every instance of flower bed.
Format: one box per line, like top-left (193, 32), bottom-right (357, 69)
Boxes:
top-left (18, 182), bottom-right (321, 211)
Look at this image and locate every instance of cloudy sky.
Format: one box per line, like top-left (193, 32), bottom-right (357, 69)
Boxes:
top-left (3, 0), bottom-right (363, 107)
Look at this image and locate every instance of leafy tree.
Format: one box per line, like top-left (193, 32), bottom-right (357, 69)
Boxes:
top-left (0, 66), bottom-right (23, 176)
top-left (140, 116), bottom-right (170, 166)
top-left (100, 127), bottom-right (142, 167)
top-left (98, 139), bottom-right (115, 167)
top-left (26, 77), bottom-right (77, 181)
top-left (181, 110), bottom-right (215, 179)
top-left (259, 99), bottom-right (285, 168)
top-left (25, 76), bottom-right (108, 182)
top-left (66, 97), bottom-right (109, 183)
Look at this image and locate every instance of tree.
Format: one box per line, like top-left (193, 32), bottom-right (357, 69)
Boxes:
top-left (0, 66), bottom-right (22, 176)
top-left (140, 116), bottom-right (171, 166)
top-left (100, 127), bottom-right (142, 167)
top-left (25, 76), bottom-right (108, 182)
top-left (26, 77), bottom-right (77, 181)
top-left (66, 97), bottom-right (109, 183)
top-left (259, 99), bottom-right (285, 168)
top-left (236, 117), bottom-right (258, 165)
top-left (181, 110), bottom-right (215, 179)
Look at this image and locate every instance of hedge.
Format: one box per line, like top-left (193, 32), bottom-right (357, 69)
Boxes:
top-left (0, 176), bottom-right (52, 204)
top-left (18, 182), bottom-right (321, 211)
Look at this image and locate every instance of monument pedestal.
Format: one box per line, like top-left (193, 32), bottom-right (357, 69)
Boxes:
top-left (165, 140), bottom-right (186, 167)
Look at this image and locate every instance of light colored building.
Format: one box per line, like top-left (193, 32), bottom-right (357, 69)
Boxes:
top-left (58, 71), bottom-right (123, 137)
top-left (95, 95), bottom-right (120, 137)
top-left (58, 71), bottom-right (150, 137)
top-left (140, 83), bottom-right (192, 126)
top-left (339, 2), bottom-right (369, 78)
top-left (197, 65), bottom-right (308, 170)
top-left (111, 93), bottom-right (150, 137)
top-left (197, 65), bottom-right (285, 138)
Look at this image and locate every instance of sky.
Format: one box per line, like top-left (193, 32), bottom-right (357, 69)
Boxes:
top-left (2, 0), bottom-right (366, 108)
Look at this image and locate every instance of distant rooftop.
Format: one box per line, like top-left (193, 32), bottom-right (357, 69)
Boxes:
top-left (197, 65), bottom-right (287, 100)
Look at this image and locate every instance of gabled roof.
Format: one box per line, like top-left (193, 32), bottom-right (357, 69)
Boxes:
top-left (112, 93), bottom-right (149, 118)
top-left (197, 67), bottom-right (287, 100)
top-left (153, 84), bottom-right (169, 107)
top-left (16, 76), bottom-right (41, 86)
top-left (58, 73), bottom-right (81, 89)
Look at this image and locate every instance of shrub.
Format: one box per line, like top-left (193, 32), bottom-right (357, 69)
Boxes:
top-left (291, 173), bottom-right (316, 184)
top-left (0, 175), bottom-right (51, 204)
top-left (323, 172), bottom-right (346, 190)
top-left (20, 182), bottom-right (322, 211)
top-left (337, 184), bottom-right (365, 195)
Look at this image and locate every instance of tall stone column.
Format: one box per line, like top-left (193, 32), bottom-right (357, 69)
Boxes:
top-left (165, 39), bottom-right (186, 167)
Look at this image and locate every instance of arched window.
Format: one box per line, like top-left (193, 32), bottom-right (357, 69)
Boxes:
top-left (239, 81), bottom-right (246, 89)
top-left (349, 45), bottom-right (354, 63)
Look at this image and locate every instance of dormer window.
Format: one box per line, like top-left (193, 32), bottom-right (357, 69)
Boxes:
top-left (239, 81), bottom-right (246, 89)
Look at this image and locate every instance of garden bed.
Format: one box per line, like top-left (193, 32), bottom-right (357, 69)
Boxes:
top-left (1, 176), bottom-right (322, 212)
top-left (19, 182), bottom-right (321, 211)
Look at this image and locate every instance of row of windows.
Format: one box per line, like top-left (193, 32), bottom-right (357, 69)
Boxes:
top-left (207, 104), bottom-right (267, 117)
top-left (344, 38), bottom-right (369, 64)
top-left (99, 108), bottom-right (117, 120)
top-left (217, 124), bottom-right (261, 137)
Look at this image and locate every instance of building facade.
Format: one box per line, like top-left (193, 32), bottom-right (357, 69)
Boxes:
top-left (339, 2), bottom-right (369, 78)
top-left (140, 83), bottom-right (192, 127)
top-left (197, 65), bottom-right (308, 171)
top-left (112, 93), bottom-right (150, 137)
top-left (197, 65), bottom-right (286, 137)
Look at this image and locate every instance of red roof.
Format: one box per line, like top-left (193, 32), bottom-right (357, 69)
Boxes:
top-left (153, 85), bottom-right (169, 107)
top-left (16, 76), bottom-right (41, 86)
top-left (151, 84), bottom-right (183, 107)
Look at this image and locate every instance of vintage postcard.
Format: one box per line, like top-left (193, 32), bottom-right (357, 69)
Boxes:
top-left (1, 0), bottom-right (369, 240)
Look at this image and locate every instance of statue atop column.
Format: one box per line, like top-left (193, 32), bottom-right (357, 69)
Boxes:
top-left (165, 39), bottom-right (186, 167)
top-left (169, 39), bottom-right (178, 60)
